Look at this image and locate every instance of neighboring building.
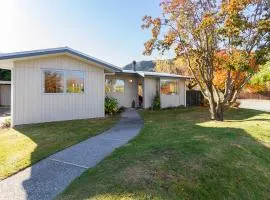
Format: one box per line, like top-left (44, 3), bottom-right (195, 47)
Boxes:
top-left (0, 81), bottom-right (11, 106)
top-left (0, 47), bottom-right (190, 126)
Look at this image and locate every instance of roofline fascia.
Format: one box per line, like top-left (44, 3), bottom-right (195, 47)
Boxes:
top-left (0, 47), bottom-right (122, 72)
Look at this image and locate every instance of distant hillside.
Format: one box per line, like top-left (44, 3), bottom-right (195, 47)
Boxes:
top-left (123, 59), bottom-right (191, 76)
top-left (123, 60), bottom-right (155, 71)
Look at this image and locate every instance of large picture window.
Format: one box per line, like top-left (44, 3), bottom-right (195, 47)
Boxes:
top-left (105, 79), bottom-right (125, 93)
top-left (44, 70), bottom-right (64, 93)
top-left (43, 69), bottom-right (84, 94)
top-left (160, 79), bottom-right (178, 95)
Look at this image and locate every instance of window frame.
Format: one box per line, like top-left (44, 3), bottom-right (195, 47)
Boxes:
top-left (105, 78), bottom-right (125, 94)
top-left (160, 79), bottom-right (179, 96)
top-left (42, 69), bottom-right (85, 95)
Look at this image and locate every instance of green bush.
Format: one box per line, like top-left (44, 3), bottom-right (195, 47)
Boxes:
top-left (152, 92), bottom-right (161, 110)
top-left (105, 96), bottom-right (119, 115)
top-left (1, 117), bottom-right (11, 128)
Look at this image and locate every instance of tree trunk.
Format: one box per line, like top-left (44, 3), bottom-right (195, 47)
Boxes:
top-left (208, 97), bottom-right (225, 121)
top-left (208, 97), bottom-right (216, 120)
top-left (216, 103), bottom-right (224, 121)
top-left (230, 90), bottom-right (240, 104)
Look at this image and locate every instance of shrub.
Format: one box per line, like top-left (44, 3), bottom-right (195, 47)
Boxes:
top-left (152, 92), bottom-right (161, 110)
top-left (105, 96), bottom-right (119, 115)
top-left (1, 117), bottom-right (11, 128)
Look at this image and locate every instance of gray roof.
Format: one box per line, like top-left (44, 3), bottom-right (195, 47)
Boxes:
top-left (0, 47), bottom-right (122, 72)
top-left (0, 47), bottom-right (191, 78)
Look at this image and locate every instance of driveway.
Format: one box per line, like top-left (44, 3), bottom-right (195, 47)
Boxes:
top-left (0, 108), bottom-right (143, 200)
top-left (239, 99), bottom-right (270, 112)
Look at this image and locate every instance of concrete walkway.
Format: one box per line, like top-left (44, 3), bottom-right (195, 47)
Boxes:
top-left (239, 99), bottom-right (270, 112)
top-left (0, 109), bottom-right (143, 200)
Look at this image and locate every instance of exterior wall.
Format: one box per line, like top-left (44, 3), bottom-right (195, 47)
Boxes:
top-left (0, 85), bottom-right (11, 106)
top-left (160, 78), bottom-right (186, 108)
top-left (143, 77), bottom-right (158, 108)
top-left (12, 55), bottom-right (105, 125)
top-left (105, 74), bottom-right (138, 108)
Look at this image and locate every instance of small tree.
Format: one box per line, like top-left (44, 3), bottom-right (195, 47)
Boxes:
top-left (152, 92), bottom-right (161, 110)
top-left (142, 0), bottom-right (269, 121)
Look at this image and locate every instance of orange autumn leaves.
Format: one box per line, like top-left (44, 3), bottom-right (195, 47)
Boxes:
top-left (213, 50), bottom-right (258, 91)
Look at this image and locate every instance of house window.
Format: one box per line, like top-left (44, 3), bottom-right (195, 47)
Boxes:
top-left (66, 71), bottom-right (84, 93)
top-left (105, 79), bottom-right (125, 93)
top-left (160, 79), bottom-right (178, 95)
top-left (44, 70), bottom-right (64, 93)
top-left (43, 70), bottom-right (84, 94)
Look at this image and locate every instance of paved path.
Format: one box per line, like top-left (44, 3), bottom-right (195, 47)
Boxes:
top-left (0, 109), bottom-right (143, 200)
top-left (239, 99), bottom-right (270, 112)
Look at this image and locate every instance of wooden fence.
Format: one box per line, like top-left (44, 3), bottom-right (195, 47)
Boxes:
top-left (186, 90), bottom-right (203, 106)
top-left (239, 92), bottom-right (270, 100)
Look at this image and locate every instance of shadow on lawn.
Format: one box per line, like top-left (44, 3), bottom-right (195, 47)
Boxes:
top-left (12, 121), bottom-right (86, 200)
top-left (57, 108), bottom-right (270, 200)
top-left (6, 117), bottom-right (117, 200)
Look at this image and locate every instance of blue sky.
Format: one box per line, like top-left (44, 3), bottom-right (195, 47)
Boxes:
top-left (0, 0), bottom-right (167, 67)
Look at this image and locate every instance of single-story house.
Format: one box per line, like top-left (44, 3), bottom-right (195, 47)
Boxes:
top-left (0, 47), bottom-right (190, 126)
top-left (105, 69), bottom-right (188, 109)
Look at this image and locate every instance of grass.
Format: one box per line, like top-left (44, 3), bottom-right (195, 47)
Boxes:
top-left (0, 116), bottom-right (119, 180)
top-left (57, 107), bottom-right (270, 200)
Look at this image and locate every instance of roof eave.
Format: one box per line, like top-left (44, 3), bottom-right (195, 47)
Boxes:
top-left (0, 47), bottom-right (122, 72)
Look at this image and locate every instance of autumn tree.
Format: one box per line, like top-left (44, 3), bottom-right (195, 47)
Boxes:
top-left (142, 0), bottom-right (270, 121)
top-left (248, 61), bottom-right (270, 92)
top-left (155, 58), bottom-right (190, 75)
top-left (213, 49), bottom-right (258, 94)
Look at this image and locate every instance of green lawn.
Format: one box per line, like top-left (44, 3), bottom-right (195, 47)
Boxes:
top-left (57, 107), bottom-right (270, 200)
top-left (0, 116), bottom-right (119, 180)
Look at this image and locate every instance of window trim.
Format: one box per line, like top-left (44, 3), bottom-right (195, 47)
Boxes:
top-left (160, 79), bottom-right (179, 96)
top-left (105, 78), bottom-right (125, 94)
top-left (42, 68), bottom-right (85, 95)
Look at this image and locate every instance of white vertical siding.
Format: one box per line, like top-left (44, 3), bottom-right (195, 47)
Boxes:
top-left (0, 85), bottom-right (11, 106)
top-left (184, 80), bottom-right (186, 107)
top-left (144, 77), bottom-right (158, 108)
top-left (13, 55), bottom-right (105, 125)
top-left (105, 74), bottom-right (138, 108)
top-left (160, 78), bottom-right (186, 108)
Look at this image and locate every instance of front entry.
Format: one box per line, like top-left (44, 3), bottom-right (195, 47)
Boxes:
top-left (138, 84), bottom-right (143, 108)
